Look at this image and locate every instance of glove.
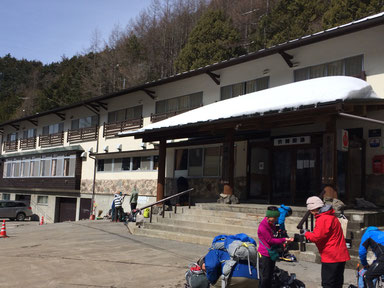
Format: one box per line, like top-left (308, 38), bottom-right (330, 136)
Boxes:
top-left (300, 229), bottom-right (309, 236)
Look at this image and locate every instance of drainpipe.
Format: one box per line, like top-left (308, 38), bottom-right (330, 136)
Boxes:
top-left (89, 115), bottom-right (100, 218)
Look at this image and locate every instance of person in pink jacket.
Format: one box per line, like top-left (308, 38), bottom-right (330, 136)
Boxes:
top-left (258, 206), bottom-right (293, 288)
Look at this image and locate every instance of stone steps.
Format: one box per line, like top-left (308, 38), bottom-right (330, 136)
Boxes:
top-left (132, 204), bottom-right (383, 267)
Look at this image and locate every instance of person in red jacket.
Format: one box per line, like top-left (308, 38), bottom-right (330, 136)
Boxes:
top-left (302, 196), bottom-right (350, 288)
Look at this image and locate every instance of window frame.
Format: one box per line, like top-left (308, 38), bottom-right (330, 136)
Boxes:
top-left (174, 146), bottom-right (222, 178)
top-left (97, 156), bottom-right (158, 173)
top-left (220, 76), bottom-right (269, 100)
top-left (294, 55), bottom-right (364, 82)
top-left (3, 154), bottom-right (76, 178)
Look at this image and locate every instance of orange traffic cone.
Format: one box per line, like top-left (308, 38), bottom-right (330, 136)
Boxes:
top-left (0, 220), bottom-right (8, 238)
top-left (40, 216), bottom-right (44, 225)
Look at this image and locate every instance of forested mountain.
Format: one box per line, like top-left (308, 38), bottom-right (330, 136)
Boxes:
top-left (0, 0), bottom-right (383, 123)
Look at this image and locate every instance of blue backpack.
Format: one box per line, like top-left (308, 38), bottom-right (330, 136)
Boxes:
top-left (205, 233), bottom-right (259, 288)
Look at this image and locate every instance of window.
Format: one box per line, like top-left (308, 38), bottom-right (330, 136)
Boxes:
top-left (37, 196), bottom-right (48, 205)
top-left (63, 158), bottom-right (76, 176)
top-left (71, 115), bottom-right (98, 130)
top-left (221, 77), bottom-right (269, 100)
top-left (22, 128), bottom-right (36, 139)
top-left (3, 154), bottom-right (75, 178)
top-left (97, 156), bottom-right (158, 172)
top-left (108, 105), bottom-right (143, 123)
top-left (294, 55), bottom-right (364, 82)
top-left (155, 92), bottom-right (203, 114)
top-left (97, 159), bottom-right (112, 172)
top-left (132, 157), bottom-right (141, 171)
top-left (2, 193), bottom-right (10, 200)
top-left (7, 132), bottom-right (18, 142)
top-left (175, 147), bottom-right (222, 177)
top-left (42, 123), bottom-right (64, 135)
top-left (40, 157), bottom-right (50, 176)
top-left (21, 161), bottom-right (30, 177)
top-left (121, 158), bottom-right (130, 171)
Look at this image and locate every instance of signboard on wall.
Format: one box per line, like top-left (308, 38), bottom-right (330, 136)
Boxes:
top-left (337, 129), bottom-right (349, 151)
top-left (369, 128), bottom-right (381, 138)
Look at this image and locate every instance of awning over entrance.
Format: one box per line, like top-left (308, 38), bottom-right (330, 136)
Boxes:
top-left (120, 76), bottom-right (380, 140)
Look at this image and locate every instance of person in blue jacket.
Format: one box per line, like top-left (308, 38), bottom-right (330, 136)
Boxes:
top-left (277, 204), bottom-right (292, 237)
top-left (359, 226), bottom-right (384, 288)
top-left (203, 248), bottom-right (259, 287)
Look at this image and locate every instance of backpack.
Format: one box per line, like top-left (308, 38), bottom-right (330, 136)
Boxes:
top-left (272, 267), bottom-right (305, 288)
top-left (209, 233), bottom-right (258, 288)
top-left (185, 263), bottom-right (210, 288)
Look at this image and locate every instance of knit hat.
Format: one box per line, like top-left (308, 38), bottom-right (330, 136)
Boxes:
top-left (266, 206), bottom-right (280, 218)
top-left (306, 196), bottom-right (324, 211)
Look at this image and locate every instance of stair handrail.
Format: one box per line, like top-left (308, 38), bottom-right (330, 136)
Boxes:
top-left (138, 188), bottom-right (194, 223)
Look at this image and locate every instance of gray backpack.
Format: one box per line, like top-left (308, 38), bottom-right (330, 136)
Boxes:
top-left (211, 237), bottom-right (259, 288)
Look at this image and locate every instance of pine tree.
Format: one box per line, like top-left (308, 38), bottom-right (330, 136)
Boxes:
top-left (175, 9), bottom-right (246, 72)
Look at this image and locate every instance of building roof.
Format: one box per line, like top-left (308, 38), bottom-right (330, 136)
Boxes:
top-left (1, 12), bottom-right (384, 129)
top-left (120, 76), bottom-right (380, 138)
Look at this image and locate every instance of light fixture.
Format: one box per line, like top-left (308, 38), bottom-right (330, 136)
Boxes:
top-left (103, 146), bottom-right (109, 153)
top-left (263, 69), bottom-right (270, 75)
top-left (88, 147), bottom-right (94, 153)
top-left (141, 142), bottom-right (147, 149)
top-left (80, 152), bottom-right (87, 158)
top-left (116, 144), bottom-right (122, 151)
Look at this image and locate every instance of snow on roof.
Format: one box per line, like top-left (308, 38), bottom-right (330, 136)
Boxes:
top-left (120, 76), bottom-right (378, 136)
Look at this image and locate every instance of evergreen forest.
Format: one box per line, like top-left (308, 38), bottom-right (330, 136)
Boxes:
top-left (0, 0), bottom-right (383, 123)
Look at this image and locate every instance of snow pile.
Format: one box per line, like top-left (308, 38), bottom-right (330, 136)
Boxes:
top-left (120, 76), bottom-right (378, 135)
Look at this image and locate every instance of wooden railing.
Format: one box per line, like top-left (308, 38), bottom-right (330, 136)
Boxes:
top-left (39, 132), bottom-right (64, 147)
top-left (67, 126), bottom-right (98, 143)
top-left (20, 137), bottom-right (37, 150)
top-left (103, 118), bottom-right (143, 138)
top-left (3, 140), bottom-right (18, 152)
top-left (138, 188), bottom-right (194, 223)
top-left (150, 105), bottom-right (202, 123)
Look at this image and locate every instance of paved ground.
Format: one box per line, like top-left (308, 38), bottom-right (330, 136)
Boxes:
top-left (0, 220), bottom-right (357, 288)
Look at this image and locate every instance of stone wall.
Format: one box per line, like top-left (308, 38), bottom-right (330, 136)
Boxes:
top-left (81, 179), bottom-right (157, 196)
top-left (165, 177), bottom-right (247, 203)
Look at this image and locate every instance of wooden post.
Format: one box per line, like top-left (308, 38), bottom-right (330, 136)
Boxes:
top-left (222, 131), bottom-right (235, 195)
top-left (157, 139), bottom-right (166, 202)
top-left (322, 117), bottom-right (337, 186)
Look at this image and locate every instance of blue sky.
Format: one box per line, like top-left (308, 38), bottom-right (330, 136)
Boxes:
top-left (0, 0), bottom-right (153, 64)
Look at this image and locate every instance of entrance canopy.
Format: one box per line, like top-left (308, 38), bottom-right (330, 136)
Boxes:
top-left (120, 76), bottom-right (381, 141)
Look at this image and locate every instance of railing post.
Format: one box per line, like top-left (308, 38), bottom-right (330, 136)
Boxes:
top-left (150, 207), bottom-right (153, 223)
top-left (174, 203), bottom-right (177, 214)
top-left (188, 191), bottom-right (191, 209)
top-left (162, 202), bottom-right (165, 218)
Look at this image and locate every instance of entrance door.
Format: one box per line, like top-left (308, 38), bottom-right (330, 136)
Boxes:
top-left (56, 197), bottom-right (77, 222)
top-left (272, 148), bottom-right (319, 204)
top-left (79, 198), bottom-right (91, 220)
top-left (248, 146), bottom-right (270, 202)
top-left (347, 139), bottom-right (365, 203)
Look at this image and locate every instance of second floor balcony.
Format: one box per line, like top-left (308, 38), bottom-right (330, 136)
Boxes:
top-left (3, 140), bottom-right (18, 152)
top-left (103, 118), bottom-right (143, 138)
top-left (67, 126), bottom-right (98, 143)
top-left (20, 137), bottom-right (37, 150)
top-left (39, 132), bottom-right (64, 147)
